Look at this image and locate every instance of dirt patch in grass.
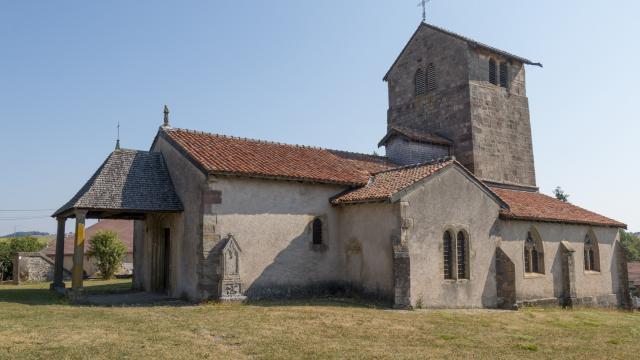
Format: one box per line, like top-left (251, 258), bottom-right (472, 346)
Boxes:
top-left (1, 281), bottom-right (639, 359)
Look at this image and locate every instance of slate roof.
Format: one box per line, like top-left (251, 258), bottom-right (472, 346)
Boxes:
top-left (160, 128), bottom-right (396, 186)
top-left (384, 22), bottom-right (542, 81)
top-left (45, 220), bottom-right (133, 256)
top-left (492, 187), bottom-right (626, 228)
top-left (331, 160), bottom-right (456, 204)
top-left (53, 149), bottom-right (183, 218)
top-left (378, 125), bottom-right (453, 147)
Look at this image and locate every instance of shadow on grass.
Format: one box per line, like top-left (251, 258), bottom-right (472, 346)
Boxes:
top-left (244, 297), bottom-right (390, 310)
top-left (0, 287), bottom-right (66, 305)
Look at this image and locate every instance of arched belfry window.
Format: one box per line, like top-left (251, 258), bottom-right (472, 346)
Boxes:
top-left (426, 63), bottom-right (437, 92)
top-left (489, 59), bottom-right (498, 85)
top-left (457, 231), bottom-right (469, 280)
top-left (499, 62), bottom-right (508, 88)
top-left (312, 218), bottom-right (323, 245)
top-left (415, 68), bottom-right (426, 96)
top-left (584, 232), bottom-right (600, 272)
top-left (443, 231), bottom-right (454, 280)
top-left (524, 230), bottom-right (545, 274)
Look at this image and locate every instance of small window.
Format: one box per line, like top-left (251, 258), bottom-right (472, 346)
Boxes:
top-left (584, 232), bottom-right (600, 272)
top-left (457, 231), bottom-right (469, 279)
top-left (426, 63), bottom-right (437, 92)
top-left (443, 231), bottom-right (454, 280)
top-left (524, 230), bottom-right (545, 274)
top-left (312, 218), bottom-right (323, 245)
top-left (499, 62), bottom-right (508, 88)
top-left (415, 68), bottom-right (426, 96)
top-left (489, 59), bottom-right (498, 85)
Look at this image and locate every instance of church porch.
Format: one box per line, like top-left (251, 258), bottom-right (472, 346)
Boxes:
top-left (50, 148), bottom-right (183, 299)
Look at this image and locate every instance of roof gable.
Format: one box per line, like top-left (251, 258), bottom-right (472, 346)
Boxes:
top-left (159, 128), bottom-right (396, 186)
top-left (331, 160), bottom-right (506, 207)
top-left (378, 125), bottom-right (453, 147)
top-left (383, 22), bottom-right (541, 81)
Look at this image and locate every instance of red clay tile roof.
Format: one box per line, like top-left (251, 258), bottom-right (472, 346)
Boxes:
top-left (628, 262), bottom-right (640, 287)
top-left (492, 187), bottom-right (626, 228)
top-left (45, 220), bottom-right (133, 256)
top-left (331, 160), bottom-right (455, 204)
top-left (160, 128), bottom-right (396, 185)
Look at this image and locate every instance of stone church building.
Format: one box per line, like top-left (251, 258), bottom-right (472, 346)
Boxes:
top-left (51, 22), bottom-right (629, 309)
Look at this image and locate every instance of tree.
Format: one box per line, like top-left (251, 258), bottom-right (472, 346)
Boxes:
top-left (620, 230), bottom-right (640, 262)
top-left (0, 241), bottom-right (11, 282)
top-left (87, 230), bottom-right (126, 280)
top-left (553, 186), bottom-right (569, 202)
top-left (0, 236), bottom-right (46, 281)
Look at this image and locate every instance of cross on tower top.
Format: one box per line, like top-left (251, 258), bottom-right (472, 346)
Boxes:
top-left (115, 121), bottom-right (121, 150)
top-left (417, 0), bottom-right (430, 22)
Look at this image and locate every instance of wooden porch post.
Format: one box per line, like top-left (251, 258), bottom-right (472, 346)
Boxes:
top-left (71, 210), bottom-right (88, 291)
top-left (50, 217), bottom-right (67, 290)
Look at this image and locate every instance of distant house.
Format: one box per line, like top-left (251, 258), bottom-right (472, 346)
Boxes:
top-left (46, 220), bottom-right (133, 277)
top-left (629, 262), bottom-right (640, 292)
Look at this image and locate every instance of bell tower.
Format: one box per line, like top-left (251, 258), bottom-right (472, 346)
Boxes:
top-left (381, 23), bottom-right (540, 187)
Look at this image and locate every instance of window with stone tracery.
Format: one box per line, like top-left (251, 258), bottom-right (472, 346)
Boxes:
top-left (457, 231), bottom-right (469, 280)
top-left (524, 230), bottom-right (544, 274)
top-left (584, 232), bottom-right (600, 272)
top-left (443, 231), bottom-right (454, 280)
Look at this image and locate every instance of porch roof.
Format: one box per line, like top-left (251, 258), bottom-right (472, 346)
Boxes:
top-left (52, 149), bottom-right (183, 219)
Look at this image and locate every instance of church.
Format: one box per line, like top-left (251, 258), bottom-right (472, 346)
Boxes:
top-left (50, 22), bottom-right (630, 309)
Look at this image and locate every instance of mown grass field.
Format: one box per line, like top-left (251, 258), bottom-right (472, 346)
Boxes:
top-left (1, 280), bottom-right (639, 359)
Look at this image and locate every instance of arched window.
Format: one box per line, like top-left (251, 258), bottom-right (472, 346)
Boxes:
top-left (312, 218), bottom-right (323, 245)
top-left (489, 59), bottom-right (498, 85)
top-left (426, 63), bottom-right (437, 92)
top-left (443, 231), bottom-right (454, 280)
top-left (415, 68), bottom-right (426, 96)
top-left (457, 231), bottom-right (469, 279)
top-left (499, 62), bottom-right (508, 88)
top-left (524, 230), bottom-right (544, 274)
top-left (584, 232), bottom-right (600, 272)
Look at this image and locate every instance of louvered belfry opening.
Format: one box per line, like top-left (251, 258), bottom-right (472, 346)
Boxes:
top-left (499, 62), bottom-right (508, 88)
top-left (489, 59), bottom-right (498, 85)
top-left (426, 63), bottom-right (437, 92)
top-left (312, 218), bottom-right (323, 245)
top-left (443, 231), bottom-right (454, 279)
top-left (415, 68), bottom-right (426, 96)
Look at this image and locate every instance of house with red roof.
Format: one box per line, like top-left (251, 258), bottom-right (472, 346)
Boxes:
top-left (49, 22), bottom-right (630, 309)
top-left (45, 220), bottom-right (133, 277)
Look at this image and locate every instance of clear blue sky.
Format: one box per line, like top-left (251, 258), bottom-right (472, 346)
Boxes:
top-left (1, 0), bottom-right (638, 235)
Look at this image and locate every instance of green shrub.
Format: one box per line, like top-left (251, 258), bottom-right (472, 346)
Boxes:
top-left (620, 231), bottom-right (640, 262)
top-left (87, 230), bottom-right (126, 280)
top-left (0, 237), bottom-right (46, 281)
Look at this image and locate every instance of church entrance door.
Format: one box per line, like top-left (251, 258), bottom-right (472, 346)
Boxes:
top-left (152, 228), bottom-right (171, 294)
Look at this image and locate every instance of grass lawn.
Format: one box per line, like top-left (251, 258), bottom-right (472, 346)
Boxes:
top-left (1, 281), bottom-right (639, 359)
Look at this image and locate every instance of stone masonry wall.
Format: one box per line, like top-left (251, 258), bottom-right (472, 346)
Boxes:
top-left (385, 24), bottom-right (537, 186)
top-left (386, 25), bottom-right (475, 172)
top-left (12, 252), bottom-right (67, 284)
